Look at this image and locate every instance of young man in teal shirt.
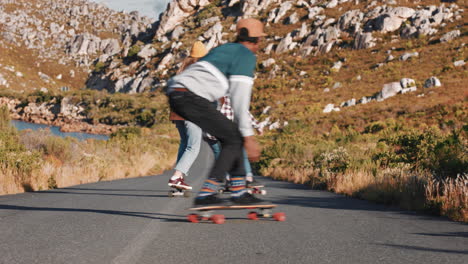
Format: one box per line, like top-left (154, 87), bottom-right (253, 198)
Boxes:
top-left (167, 18), bottom-right (266, 206)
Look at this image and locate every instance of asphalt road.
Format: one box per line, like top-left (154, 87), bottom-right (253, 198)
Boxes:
top-left (0, 143), bottom-right (467, 264)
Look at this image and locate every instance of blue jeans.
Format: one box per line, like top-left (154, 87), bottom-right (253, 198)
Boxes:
top-left (209, 142), bottom-right (252, 175)
top-left (174, 120), bottom-right (202, 176)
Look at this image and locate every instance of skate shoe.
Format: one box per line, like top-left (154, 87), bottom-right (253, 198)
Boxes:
top-left (194, 194), bottom-right (224, 206)
top-left (168, 177), bottom-right (192, 190)
top-left (246, 178), bottom-right (261, 188)
top-left (230, 192), bottom-right (264, 205)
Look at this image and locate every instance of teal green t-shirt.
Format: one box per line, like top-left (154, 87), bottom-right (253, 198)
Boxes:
top-left (199, 43), bottom-right (256, 78)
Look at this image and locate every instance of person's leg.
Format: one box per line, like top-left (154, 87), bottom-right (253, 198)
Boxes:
top-left (168, 120), bottom-right (201, 190)
top-left (169, 91), bottom-right (247, 202)
top-left (242, 148), bottom-right (253, 182)
top-left (169, 121), bottom-right (187, 181)
top-left (209, 141), bottom-right (221, 160)
top-left (175, 120), bottom-right (188, 163)
top-left (174, 120), bottom-right (202, 176)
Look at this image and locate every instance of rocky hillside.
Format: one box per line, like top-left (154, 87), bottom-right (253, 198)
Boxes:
top-left (83, 0), bottom-right (466, 130)
top-left (0, 0), bottom-right (154, 93)
top-left (0, 0), bottom-right (466, 133)
top-left (86, 0), bottom-right (465, 91)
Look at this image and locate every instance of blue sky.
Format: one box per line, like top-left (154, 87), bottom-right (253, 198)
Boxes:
top-left (91, 0), bottom-right (171, 19)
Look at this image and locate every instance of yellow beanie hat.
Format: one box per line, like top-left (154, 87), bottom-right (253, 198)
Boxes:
top-left (190, 41), bottom-right (207, 58)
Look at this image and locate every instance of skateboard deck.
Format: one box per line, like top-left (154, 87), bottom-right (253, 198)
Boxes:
top-left (189, 204), bottom-right (276, 211)
top-left (187, 204), bottom-right (285, 224)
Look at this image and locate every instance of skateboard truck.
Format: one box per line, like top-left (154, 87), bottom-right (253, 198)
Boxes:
top-left (168, 187), bottom-right (191, 198)
top-left (219, 185), bottom-right (267, 195)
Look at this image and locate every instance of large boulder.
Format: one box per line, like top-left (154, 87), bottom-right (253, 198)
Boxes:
top-left (323, 103), bottom-right (340, 113)
top-left (400, 52), bottom-right (419, 61)
top-left (338, 10), bottom-right (364, 33)
top-left (353, 31), bottom-right (376, 49)
top-left (276, 33), bottom-right (293, 53)
top-left (308, 7), bottom-right (324, 20)
top-left (366, 7), bottom-right (415, 33)
top-left (102, 39), bottom-right (120, 56)
top-left (272, 1), bottom-right (294, 24)
top-left (137, 44), bottom-right (157, 60)
top-left (241, 0), bottom-right (275, 17)
top-left (378, 82), bottom-right (402, 100)
top-left (440, 30), bottom-right (460, 43)
top-left (261, 58), bottom-right (276, 68)
top-left (424, 77), bottom-right (441, 88)
top-left (400, 78), bottom-right (417, 94)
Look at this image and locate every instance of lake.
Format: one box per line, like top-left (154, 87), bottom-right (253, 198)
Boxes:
top-left (11, 120), bottom-right (109, 141)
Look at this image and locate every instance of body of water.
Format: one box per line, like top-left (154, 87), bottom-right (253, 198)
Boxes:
top-left (11, 120), bottom-right (109, 141)
top-left (91, 0), bottom-right (171, 19)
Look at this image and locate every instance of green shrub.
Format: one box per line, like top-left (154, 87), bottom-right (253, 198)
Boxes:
top-left (28, 91), bottom-right (55, 104)
top-left (374, 128), bottom-right (467, 178)
top-left (94, 62), bottom-right (106, 73)
top-left (42, 136), bottom-right (73, 162)
top-left (127, 45), bottom-right (141, 57)
top-left (195, 0), bottom-right (222, 23)
top-left (136, 109), bottom-right (156, 127)
top-left (0, 107), bottom-right (41, 175)
top-left (110, 127), bottom-right (142, 140)
top-left (365, 121), bottom-right (386, 134)
top-left (0, 106), bottom-right (9, 129)
top-left (315, 147), bottom-right (350, 173)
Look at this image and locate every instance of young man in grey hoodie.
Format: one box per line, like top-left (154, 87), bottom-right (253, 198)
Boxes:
top-left (166, 18), bottom-right (265, 206)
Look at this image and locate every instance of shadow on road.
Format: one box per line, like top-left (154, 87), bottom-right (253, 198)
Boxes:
top-left (42, 190), bottom-right (168, 198)
top-left (267, 194), bottom-right (463, 224)
top-left (269, 194), bottom-right (390, 211)
top-left (63, 187), bottom-right (162, 192)
top-left (0, 204), bottom-right (183, 222)
top-left (411, 232), bottom-right (468, 238)
top-left (376, 243), bottom-right (468, 255)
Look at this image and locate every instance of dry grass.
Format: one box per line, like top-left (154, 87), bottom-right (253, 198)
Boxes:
top-left (263, 166), bottom-right (467, 222)
top-left (426, 175), bottom-right (468, 222)
top-left (332, 170), bottom-right (467, 222)
top-left (0, 124), bottom-right (179, 196)
top-left (261, 166), bottom-right (317, 185)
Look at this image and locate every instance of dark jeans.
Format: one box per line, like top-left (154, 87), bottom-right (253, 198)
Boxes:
top-left (168, 90), bottom-right (245, 182)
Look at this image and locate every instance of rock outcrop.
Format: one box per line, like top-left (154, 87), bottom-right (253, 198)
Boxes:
top-left (78, 0), bottom-right (464, 95)
top-left (0, 0), bottom-right (152, 68)
top-left (0, 96), bottom-right (117, 134)
top-left (155, 0), bottom-right (211, 40)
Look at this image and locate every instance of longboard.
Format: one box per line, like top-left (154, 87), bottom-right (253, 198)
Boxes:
top-left (187, 204), bottom-right (285, 224)
top-left (189, 204), bottom-right (276, 211)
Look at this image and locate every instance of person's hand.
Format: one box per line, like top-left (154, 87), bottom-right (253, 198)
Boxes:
top-left (244, 136), bottom-right (261, 162)
top-left (257, 127), bottom-right (264, 136)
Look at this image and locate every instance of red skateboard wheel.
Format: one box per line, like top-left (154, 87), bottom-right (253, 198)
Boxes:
top-left (273, 212), bottom-right (286, 222)
top-left (247, 212), bottom-right (259, 220)
top-left (187, 214), bottom-right (199, 223)
top-left (210, 214), bottom-right (225, 224)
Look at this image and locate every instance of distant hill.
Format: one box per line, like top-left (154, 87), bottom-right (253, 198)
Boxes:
top-left (1, 0), bottom-right (466, 131)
